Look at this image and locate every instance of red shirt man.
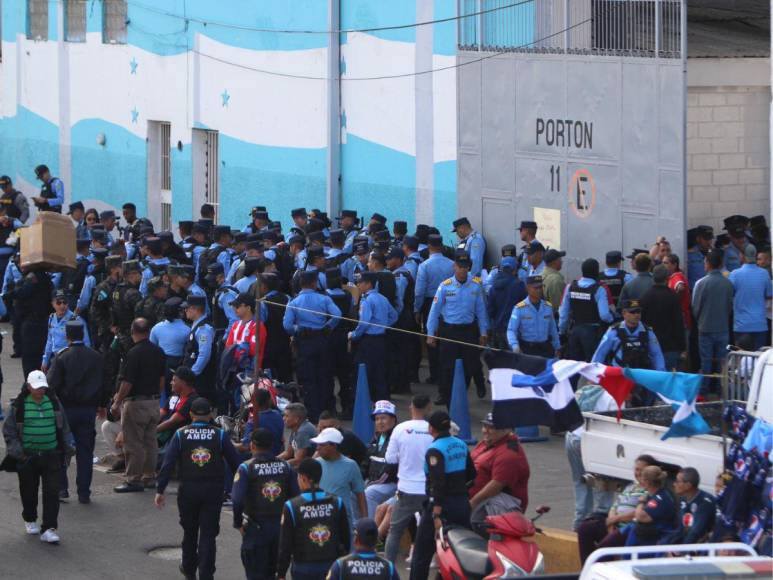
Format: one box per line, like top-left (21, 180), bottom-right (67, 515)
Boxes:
top-left (664, 255), bottom-right (692, 329)
top-left (469, 414), bottom-right (531, 512)
top-left (225, 293), bottom-right (267, 367)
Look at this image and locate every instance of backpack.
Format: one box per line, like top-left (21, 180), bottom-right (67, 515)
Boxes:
top-left (197, 246), bottom-right (227, 285)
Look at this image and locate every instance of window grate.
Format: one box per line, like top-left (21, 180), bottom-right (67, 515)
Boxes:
top-left (27, 0), bottom-right (48, 41)
top-left (161, 203), bottom-right (172, 232)
top-left (204, 131), bottom-right (220, 222)
top-left (103, 0), bottom-right (127, 44)
top-left (160, 122), bottom-right (172, 191)
top-left (65, 0), bottom-right (87, 42)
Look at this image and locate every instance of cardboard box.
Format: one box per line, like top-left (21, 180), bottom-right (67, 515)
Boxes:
top-left (20, 212), bottom-right (77, 271)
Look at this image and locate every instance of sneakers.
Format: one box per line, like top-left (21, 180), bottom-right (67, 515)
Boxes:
top-left (40, 528), bottom-right (60, 543)
top-left (25, 522), bottom-right (41, 535)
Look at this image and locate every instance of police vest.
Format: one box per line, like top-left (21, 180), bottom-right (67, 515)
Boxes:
top-left (337, 553), bottom-right (395, 580)
top-left (609, 323), bottom-right (651, 369)
top-left (599, 270), bottom-right (627, 301)
top-left (212, 286), bottom-right (237, 331)
top-left (0, 190), bottom-right (21, 219)
top-left (375, 271), bottom-right (398, 310)
top-left (64, 258), bottom-right (90, 301)
top-left (394, 269), bottom-right (415, 316)
top-left (288, 492), bottom-right (343, 564)
top-left (425, 435), bottom-right (471, 497)
top-left (178, 423), bottom-right (225, 482)
top-left (183, 319), bottom-right (215, 378)
top-left (39, 178), bottom-right (62, 213)
top-left (568, 281), bottom-right (601, 325)
top-left (243, 457), bottom-right (293, 519)
top-left (136, 296), bottom-right (163, 326)
top-left (111, 283), bottom-right (140, 333)
top-left (328, 291), bottom-right (353, 331)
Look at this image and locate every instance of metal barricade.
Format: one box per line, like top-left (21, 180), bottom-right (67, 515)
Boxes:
top-left (725, 349), bottom-right (762, 402)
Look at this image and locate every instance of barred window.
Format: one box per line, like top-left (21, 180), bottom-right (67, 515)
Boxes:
top-left (27, 0), bottom-right (48, 41)
top-left (65, 0), bottom-right (87, 42)
top-left (103, 0), bottom-right (127, 44)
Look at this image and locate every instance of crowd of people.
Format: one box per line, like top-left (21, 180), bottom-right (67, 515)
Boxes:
top-left (0, 166), bottom-right (770, 578)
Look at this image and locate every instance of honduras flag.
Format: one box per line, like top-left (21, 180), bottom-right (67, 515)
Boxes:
top-left (623, 368), bottom-right (711, 440)
top-left (487, 351), bottom-right (583, 432)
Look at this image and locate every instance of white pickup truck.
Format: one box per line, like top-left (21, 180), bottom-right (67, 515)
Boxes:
top-left (581, 349), bottom-right (772, 494)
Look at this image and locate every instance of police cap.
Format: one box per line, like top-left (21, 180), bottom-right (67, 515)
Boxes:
top-left (427, 234), bottom-right (443, 248)
top-left (355, 271), bottom-right (378, 286)
top-left (252, 210), bottom-right (269, 221)
top-left (370, 213), bottom-right (387, 225)
top-left (393, 221), bottom-right (408, 235)
top-left (34, 164), bottom-right (50, 177)
top-left (306, 230), bottom-right (325, 245)
top-left (68, 201), bottom-right (84, 214)
top-left (306, 219), bottom-right (325, 234)
top-left (65, 320), bottom-right (85, 341)
top-left (728, 225), bottom-right (746, 239)
top-left (234, 232), bottom-right (248, 244)
top-left (183, 294), bottom-right (206, 310)
top-left (525, 241), bottom-right (545, 255)
top-left (452, 217), bottom-right (471, 232)
top-left (243, 256), bottom-right (262, 276)
top-left (91, 247), bottom-right (109, 260)
top-left (373, 240), bottom-right (390, 254)
top-left (100, 210), bottom-right (116, 221)
top-left (353, 237), bottom-right (370, 255)
top-left (500, 244), bottom-right (517, 257)
top-left (723, 215), bottom-right (749, 230)
top-left (157, 231), bottom-right (174, 243)
top-left (354, 518), bottom-right (379, 547)
top-left (76, 238), bottom-right (91, 250)
top-left (299, 270), bottom-right (319, 286)
top-left (0, 175), bottom-right (11, 187)
top-left (519, 220), bottom-right (538, 231)
top-left (291, 208), bottom-right (307, 218)
top-left (122, 260), bottom-right (141, 274)
top-left (696, 226), bottom-right (715, 239)
top-left (621, 299), bottom-right (642, 312)
top-left (262, 230), bottom-right (279, 243)
top-left (192, 223), bottom-right (209, 235)
top-left (52, 289), bottom-right (67, 301)
top-left (171, 264), bottom-right (196, 279)
top-left (229, 292), bottom-right (254, 308)
top-left (402, 235), bottom-right (419, 251)
top-left (287, 234), bottom-right (305, 246)
top-left (386, 247), bottom-right (403, 261)
top-left (206, 262), bottom-right (225, 276)
top-left (325, 267), bottom-right (342, 288)
top-left (544, 249), bottom-right (566, 264)
top-left (178, 220), bottom-right (194, 230)
top-left (526, 275), bottom-right (543, 286)
top-left (145, 237), bottom-right (162, 254)
top-left (750, 215), bottom-right (767, 228)
top-left (190, 397), bottom-right (212, 416)
top-left (105, 255), bottom-right (123, 270)
top-left (428, 410), bottom-right (452, 432)
top-left (245, 240), bottom-right (262, 252)
top-left (605, 250), bottom-right (623, 263)
top-left (213, 225), bottom-right (232, 240)
top-left (339, 209), bottom-right (357, 220)
top-left (90, 229), bottom-right (107, 242)
top-left (147, 276), bottom-right (165, 292)
top-left (329, 229), bottom-right (345, 244)
top-left (454, 251), bottom-right (472, 268)
top-left (373, 229), bottom-right (390, 242)
top-left (414, 224), bottom-right (430, 243)
top-left (306, 246), bottom-right (325, 261)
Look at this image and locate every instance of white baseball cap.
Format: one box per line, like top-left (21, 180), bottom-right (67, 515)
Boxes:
top-left (372, 400), bottom-right (397, 418)
top-left (27, 370), bottom-right (49, 390)
top-left (311, 427), bottom-right (343, 445)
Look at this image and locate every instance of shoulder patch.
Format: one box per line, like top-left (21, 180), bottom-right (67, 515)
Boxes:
top-left (442, 278), bottom-right (452, 286)
top-left (516, 300), bottom-right (527, 308)
top-left (472, 276), bottom-right (481, 284)
top-left (545, 300), bottom-right (553, 308)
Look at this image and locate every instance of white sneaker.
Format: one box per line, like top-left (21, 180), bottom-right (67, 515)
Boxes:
top-left (25, 522), bottom-right (40, 535)
top-left (40, 529), bottom-right (60, 543)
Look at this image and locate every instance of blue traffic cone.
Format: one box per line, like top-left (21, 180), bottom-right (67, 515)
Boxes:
top-left (449, 359), bottom-right (477, 444)
top-left (352, 363), bottom-right (374, 445)
top-left (516, 425), bottom-right (548, 442)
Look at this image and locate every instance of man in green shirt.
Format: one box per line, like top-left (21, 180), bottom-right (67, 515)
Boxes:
top-left (542, 249), bottom-right (567, 318)
top-left (2, 370), bottom-right (74, 544)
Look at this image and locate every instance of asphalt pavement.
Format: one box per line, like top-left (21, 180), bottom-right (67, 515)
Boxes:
top-left (0, 322), bottom-right (576, 578)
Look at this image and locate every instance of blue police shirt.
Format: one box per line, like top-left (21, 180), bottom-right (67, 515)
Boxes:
top-left (461, 231), bottom-right (486, 277)
top-left (426, 274), bottom-right (489, 336)
top-left (2, 260), bottom-right (22, 295)
top-left (507, 298), bottom-right (560, 351)
top-left (225, 257), bottom-right (242, 285)
top-left (724, 243), bottom-right (746, 273)
top-left (77, 275), bottom-right (97, 312)
top-left (188, 282), bottom-right (210, 316)
top-left (192, 245), bottom-right (207, 277)
top-left (294, 249), bottom-right (306, 271)
top-left (45, 178), bottom-right (65, 209)
top-left (729, 263), bottom-right (772, 332)
top-left (558, 277), bottom-right (613, 333)
top-left (342, 230), bottom-right (358, 254)
top-left (150, 318), bottom-right (191, 357)
top-left (234, 275), bottom-right (257, 294)
top-left (140, 257), bottom-right (170, 296)
top-left (414, 253), bottom-right (455, 313)
top-left (392, 268), bottom-right (409, 314)
top-left (341, 256), bottom-right (367, 284)
top-left (592, 322), bottom-right (666, 371)
top-left (217, 285), bottom-right (239, 326)
top-left (686, 248), bottom-right (708, 290)
top-left (351, 289), bottom-right (398, 340)
top-left (189, 315), bottom-right (215, 375)
top-left (403, 252), bottom-right (422, 281)
top-left (282, 289), bottom-right (341, 335)
top-left (525, 261), bottom-right (546, 279)
top-left (603, 267), bottom-right (634, 285)
top-left (43, 311), bottom-right (91, 366)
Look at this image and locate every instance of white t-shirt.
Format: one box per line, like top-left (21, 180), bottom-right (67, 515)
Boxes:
top-left (572, 390), bottom-right (619, 437)
top-left (384, 419), bottom-right (433, 495)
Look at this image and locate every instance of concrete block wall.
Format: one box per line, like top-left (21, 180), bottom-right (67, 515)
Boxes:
top-left (686, 58), bottom-right (771, 230)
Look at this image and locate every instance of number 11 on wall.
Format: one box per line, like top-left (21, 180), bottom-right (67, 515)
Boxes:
top-left (549, 164), bottom-right (561, 192)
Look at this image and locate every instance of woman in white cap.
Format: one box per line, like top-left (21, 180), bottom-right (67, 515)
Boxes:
top-left (1, 371), bottom-right (74, 544)
top-left (363, 400), bottom-right (398, 518)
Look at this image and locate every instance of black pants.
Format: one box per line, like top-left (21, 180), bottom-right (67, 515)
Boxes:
top-left (263, 339), bottom-right (293, 383)
top-left (327, 329), bottom-right (352, 413)
top-left (567, 324), bottom-right (602, 363)
top-left (178, 481), bottom-right (223, 580)
top-left (520, 340), bottom-right (555, 358)
top-left (295, 333), bottom-right (331, 423)
top-left (353, 334), bottom-right (388, 402)
top-left (389, 312), bottom-right (418, 392)
top-left (241, 518), bottom-right (280, 580)
top-left (410, 496), bottom-right (472, 580)
top-left (21, 319), bottom-right (47, 378)
top-left (438, 323), bottom-right (480, 403)
top-left (420, 299), bottom-right (439, 382)
top-left (60, 406), bottom-right (96, 500)
top-left (7, 300), bottom-right (22, 355)
top-left (18, 451), bottom-right (62, 531)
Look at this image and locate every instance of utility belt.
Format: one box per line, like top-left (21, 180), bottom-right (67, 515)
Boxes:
top-left (297, 327), bottom-right (327, 338)
top-left (439, 321), bottom-right (476, 331)
top-left (519, 339), bottom-right (551, 349)
top-left (125, 394), bottom-right (160, 401)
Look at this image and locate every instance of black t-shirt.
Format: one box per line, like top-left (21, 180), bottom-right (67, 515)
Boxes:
top-left (122, 339), bottom-right (166, 397)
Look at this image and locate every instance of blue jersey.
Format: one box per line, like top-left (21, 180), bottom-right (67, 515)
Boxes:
top-left (729, 264), bottom-right (772, 332)
top-left (426, 274), bottom-right (489, 336)
top-left (507, 298), bottom-right (560, 351)
top-left (351, 290), bottom-right (398, 339)
top-left (282, 289), bottom-right (341, 335)
top-left (686, 248), bottom-right (708, 290)
top-left (414, 253), bottom-right (455, 312)
top-left (592, 321), bottom-right (666, 371)
top-left (43, 311), bottom-right (91, 366)
top-left (150, 318), bottom-right (190, 357)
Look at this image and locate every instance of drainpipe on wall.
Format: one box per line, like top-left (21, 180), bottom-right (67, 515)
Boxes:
top-left (326, 0), bottom-right (342, 219)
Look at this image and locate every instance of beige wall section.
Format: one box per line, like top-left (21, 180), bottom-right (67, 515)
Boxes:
top-left (686, 58), bottom-right (771, 230)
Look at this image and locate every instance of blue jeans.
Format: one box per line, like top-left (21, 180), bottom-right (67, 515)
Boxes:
top-left (698, 332), bottom-right (729, 394)
top-left (565, 432), bottom-right (614, 530)
top-left (364, 482), bottom-right (397, 519)
top-left (734, 331), bottom-right (767, 352)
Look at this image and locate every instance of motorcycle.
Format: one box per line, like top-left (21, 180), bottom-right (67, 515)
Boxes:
top-left (435, 506), bottom-right (550, 579)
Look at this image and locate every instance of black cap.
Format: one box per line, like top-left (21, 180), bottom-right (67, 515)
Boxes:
top-left (428, 234), bottom-right (443, 248)
top-left (415, 224), bottom-right (430, 243)
top-left (605, 250), bottom-right (623, 263)
top-left (481, 412), bottom-right (506, 428)
top-left (325, 267), bottom-right (342, 287)
top-left (145, 236), bottom-right (162, 254)
top-left (307, 230), bottom-right (325, 244)
top-left (525, 241), bottom-right (545, 255)
top-left (206, 262), bottom-right (225, 276)
top-left (122, 202), bottom-right (136, 211)
top-left (355, 271), bottom-right (378, 285)
top-left (500, 244), bottom-right (517, 257)
top-left (252, 210), bottom-right (269, 221)
top-left (353, 237), bottom-right (369, 255)
top-left (519, 220), bottom-right (538, 230)
top-left (723, 215), bottom-right (749, 230)
top-left (329, 229), bottom-right (345, 244)
top-left (157, 230), bottom-right (174, 242)
top-left (172, 366), bottom-right (196, 385)
top-left (90, 229), bottom-right (107, 242)
top-left (178, 220), bottom-right (194, 229)
top-left (300, 270), bottom-right (319, 286)
top-left (34, 164), bottom-right (50, 177)
top-left (526, 275), bottom-right (543, 286)
top-left (192, 223), bottom-right (209, 235)
top-left (393, 220), bottom-right (408, 235)
top-left (339, 209), bottom-right (357, 220)
top-left (307, 246), bottom-right (325, 261)
top-left (428, 410), bottom-right (452, 432)
top-left (122, 260), bottom-right (141, 274)
top-left (291, 208), bottom-right (307, 218)
top-left (52, 289), bottom-right (67, 301)
top-left (243, 256), bottom-right (262, 276)
top-left (402, 235), bottom-right (419, 250)
top-left (581, 258), bottom-right (600, 279)
top-left (213, 225), bottom-right (232, 239)
top-left (621, 299), bottom-right (642, 312)
top-left (163, 297), bottom-right (183, 317)
top-left (454, 251), bottom-right (472, 268)
top-left (230, 292), bottom-right (254, 308)
top-left (0, 175), bottom-right (11, 186)
top-left (370, 213), bottom-right (387, 225)
top-left (245, 240), bottom-right (262, 251)
top-left (175, 264), bottom-right (196, 279)
top-left (184, 295), bottom-right (207, 309)
top-left (373, 229), bottom-right (390, 242)
top-left (147, 276), bottom-right (165, 292)
top-left (67, 201), bottom-right (84, 214)
top-left (190, 397), bottom-right (212, 416)
top-left (262, 230), bottom-right (279, 243)
top-left (76, 238), bottom-right (91, 250)
top-left (100, 210), bottom-right (116, 221)
top-left (544, 249), bottom-right (565, 264)
top-left (105, 255), bottom-right (123, 270)
top-left (354, 518), bottom-right (379, 547)
top-left (65, 321), bottom-right (85, 341)
top-left (386, 247), bottom-right (403, 261)
top-left (452, 217), bottom-right (471, 232)
top-left (91, 247), bottom-right (109, 259)
top-left (234, 232), bottom-right (248, 244)
top-left (750, 215), bottom-right (767, 228)
top-left (728, 225), bottom-right (746, 238)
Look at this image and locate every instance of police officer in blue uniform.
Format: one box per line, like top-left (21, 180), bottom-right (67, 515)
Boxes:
top-left (204, 262), bottom-right (238, 337)
top-left (599, 251), bottom-right (632, 307)
top-left (410, 411), bottom-right (476, 580)
top-left (483, 243), bottom-right (518, 293)
top-left (338, 210), bottom-right (360, 254)
top-left (181, 295), bottom-right (217, 404)
top-left (139, 237), bottom-right (171, 296)
top-left (558, 258), bottom-right (614, 362)
top-left (156, 398), bottom-right (242, 580)
top-left (400, 235), bottom-right (422, 281)
top-left (349, 272), bottom-right (398, 402)
top-left (724, 220), bottom-right (749, 273)
top-left (150, 297), bottom-right (191, 407)
top-left (452, 217), bottom-right (487, 278)
top-left (517, 220), bottom-right (540, 281)
top-left (324, 269), bottom-right (354, 418)
top-left (32, 164), bottom-right (64, 213)
top-left (507, 275), bottom-right (560, 357)
top-left (42, 289), bottom-right (91, 371)
top-left (277, 458), bottom-right (351, 580)
top-left (283, 271), bottom-right (341, 423)
top-left (686, 225), bottom-right (714, 290)
top-left (232, 428), bottom-right (300, 580)
top-left (426, 252), bottom-right (489, 405)
top-left (327, 518), bottom-right (400, 580)
top-left (341, 237), bottom-right (370, 285)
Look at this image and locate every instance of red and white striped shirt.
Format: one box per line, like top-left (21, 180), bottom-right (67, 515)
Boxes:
top-left (225, 319), bottom-right (267, 367)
